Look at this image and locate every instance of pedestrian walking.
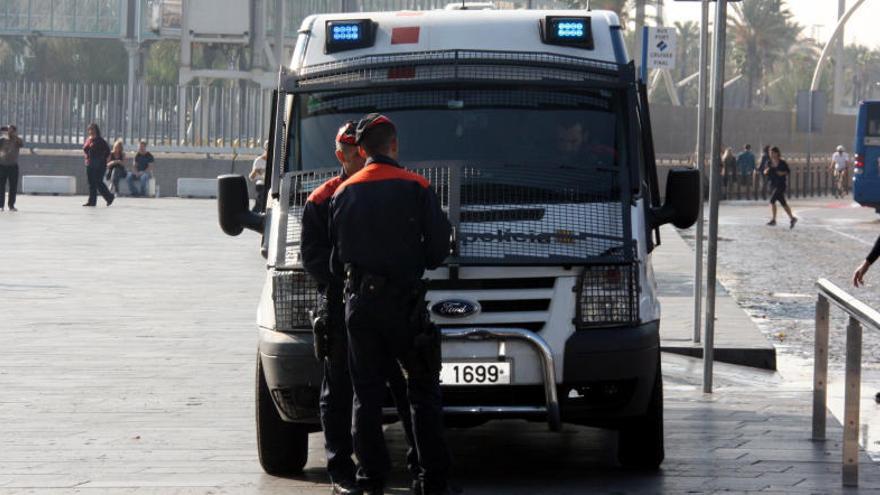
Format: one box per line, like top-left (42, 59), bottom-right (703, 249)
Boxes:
top-left (764, 146), bottom-right (797, 228)
top-left (721, 147), bottom-right (736, 198)
top-left (105, 139), bottom-right (127, 195)
top-left (125, 141), bottom-right (154, 197)
top-left (329, 114), bottom-right (453, 495)
top-left (82, 123), bottom-right (114, 207)
top-left (757, 145), bottom-right (771, 199)
top-left (301, 121), bottom-right (420, 495)
top-left (830, 144), bottom-right (851, 198)
top-left (736, 144), bottom-right (756, 198)
top-left (0, 124), bottom-right (24, 212)
top-left (249, 144), bottom-right (268, 214)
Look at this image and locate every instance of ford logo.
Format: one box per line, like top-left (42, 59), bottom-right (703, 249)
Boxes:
top-left (431, 299), bottom-right (480, 318)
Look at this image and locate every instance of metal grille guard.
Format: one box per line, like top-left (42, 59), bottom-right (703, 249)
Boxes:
top-left (439, 327), bottom-right (561, 432)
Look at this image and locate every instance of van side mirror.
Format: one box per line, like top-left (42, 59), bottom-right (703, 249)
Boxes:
top-left (218, 174), bottom-right (264, 236)
top-left (650, 168), bottom-right (700, 229)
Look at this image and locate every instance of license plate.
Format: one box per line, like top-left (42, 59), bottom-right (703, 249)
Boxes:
top-left (439, 362), bottom-right (511, 386)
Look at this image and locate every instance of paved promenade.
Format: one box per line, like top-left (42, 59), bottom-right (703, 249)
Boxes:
top-left (1, 196), bottom-right (880, 494)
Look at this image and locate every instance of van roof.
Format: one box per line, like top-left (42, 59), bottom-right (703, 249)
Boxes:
top-left (294, 9), bottom-right (625, 70)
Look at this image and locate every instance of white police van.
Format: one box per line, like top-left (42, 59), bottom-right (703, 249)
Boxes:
top-left (218, 6), bottom-right (698, 476)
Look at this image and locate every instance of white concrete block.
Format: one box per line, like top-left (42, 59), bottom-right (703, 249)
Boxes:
top-left (21, 175), bottom-right (76, 195)
top-left (106, 177), bottom-right (157, 197)
top-left (177, 178), bottom-right (217, 198)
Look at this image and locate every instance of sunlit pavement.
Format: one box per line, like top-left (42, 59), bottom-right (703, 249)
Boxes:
top-left (2, 196), bottom-right (880, 493)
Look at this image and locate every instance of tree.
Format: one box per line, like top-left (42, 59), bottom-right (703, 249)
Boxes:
top-left (144, 40), bottom-right (180, 86)
top-left (728, 0), bottom-right (802, 108)
top-left (564, 0), bottom-right (631, 29)
top-left (673, 20), bottom-right (699, 84)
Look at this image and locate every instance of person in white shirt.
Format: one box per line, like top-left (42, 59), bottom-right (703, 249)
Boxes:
top-left (830, 145), bottom-right (851, 198)
top-left (249, 143), bottom-right (268, 213)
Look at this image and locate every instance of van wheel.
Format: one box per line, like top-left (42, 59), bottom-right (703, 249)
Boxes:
top-left (256, 354), bottom-right (309, 475)
top-left (617, 361), bottom-right (664, 469)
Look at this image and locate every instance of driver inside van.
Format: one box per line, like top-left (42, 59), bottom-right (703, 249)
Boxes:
top-left (554, 120), bottom-right (616, 168)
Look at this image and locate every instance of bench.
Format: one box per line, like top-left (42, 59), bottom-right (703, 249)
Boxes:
top-left (177, 178), bottom-right (217, 199)
top-left (21, 175), bottom-right (76, 195)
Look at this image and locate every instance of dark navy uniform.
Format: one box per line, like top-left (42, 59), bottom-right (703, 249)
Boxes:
top-left (329, 152), bottom-right (452, 492)
top-left (302, 164), bottom-right (419, 487)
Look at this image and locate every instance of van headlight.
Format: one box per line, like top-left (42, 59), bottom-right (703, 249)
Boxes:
top-left (575, 264), bottom-right (639, 328)
top-left (272, 270), bottom-right (319, 331)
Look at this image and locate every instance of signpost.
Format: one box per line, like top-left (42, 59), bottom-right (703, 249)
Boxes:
top-left (641, 26), bottom-right (677, 82)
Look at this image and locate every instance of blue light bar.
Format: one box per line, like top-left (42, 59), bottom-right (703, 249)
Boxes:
top-left (325, 19), bottom-right (376, 54)
top-left (542, 16), bottom-right (594, 50)
top-left (331, 24), bottom-right (361, 41)
top-left (557, 21), bottom-right (586, 39)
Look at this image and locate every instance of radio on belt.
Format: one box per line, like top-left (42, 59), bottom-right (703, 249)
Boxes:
top-left (325, 19), bottom-right (377, 54)
top-left (540, 16), bottom-right (593, 50)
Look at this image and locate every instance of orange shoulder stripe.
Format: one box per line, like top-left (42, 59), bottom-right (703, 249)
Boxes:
top-left (332, 163), bottom-right (430, 197)
top-left (307, 176), bottom-right (344, 205)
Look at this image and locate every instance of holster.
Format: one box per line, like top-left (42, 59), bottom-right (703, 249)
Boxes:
top-left (309, 287), bottom-right (342, 361)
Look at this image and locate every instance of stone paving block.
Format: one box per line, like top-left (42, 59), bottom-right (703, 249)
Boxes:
top-left (2, 198), bottom-right (880, 494)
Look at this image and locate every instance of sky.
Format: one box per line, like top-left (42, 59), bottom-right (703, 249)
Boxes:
top-left (663, 0), bottom-right (880, 50)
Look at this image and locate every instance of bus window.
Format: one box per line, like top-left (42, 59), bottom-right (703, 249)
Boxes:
top-left (867, 103), bottom-right (880, 137)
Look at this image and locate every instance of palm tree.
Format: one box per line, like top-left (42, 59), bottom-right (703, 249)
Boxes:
top-left (673, 20), bottom-right (699, 83)
top-left (564, 0), bottom-right (631, 28)
top-left (728, 0), bottom-right (802, 108)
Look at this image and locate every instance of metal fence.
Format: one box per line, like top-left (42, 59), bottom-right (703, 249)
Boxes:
top-left (0, 80), bottom-right (273, 151)
top-left (658, 154), bottom-right (841, 200)
top-left (812, 278), bottom-right (880, 487)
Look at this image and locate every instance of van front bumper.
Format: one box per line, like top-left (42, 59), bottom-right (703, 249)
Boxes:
top-left (437, 321), bottom-right (659, 430)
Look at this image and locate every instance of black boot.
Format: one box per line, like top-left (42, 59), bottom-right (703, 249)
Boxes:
top-left (331, 479), bottom-right (363, 495)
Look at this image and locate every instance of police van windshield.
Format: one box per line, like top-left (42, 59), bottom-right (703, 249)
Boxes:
top-left (295, 89), bottom-right (624, 199)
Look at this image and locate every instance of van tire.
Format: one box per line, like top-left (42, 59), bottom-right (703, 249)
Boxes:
top-left (617, 361), bottom-right (664, 469)
top-left (256, 354), bottom-right (309, 475)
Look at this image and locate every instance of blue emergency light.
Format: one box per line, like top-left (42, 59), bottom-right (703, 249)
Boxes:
top-left (325, 19), bottom-right (376, 54)
top-left (541, 16), bottom-right (593, 49)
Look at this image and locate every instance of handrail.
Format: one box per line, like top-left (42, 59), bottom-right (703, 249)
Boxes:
top-left (816, 279), bottom-right (880, 332)
top-left (812, 278), bottom-right (878, 487)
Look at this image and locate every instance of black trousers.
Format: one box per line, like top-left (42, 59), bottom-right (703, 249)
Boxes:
top-left (0, 164), bottom-right (18, 208)
top-left (253, 184), bottom-right (267, 213)
top-left (86, 164), bottom-right (113, 205)
top-left (320, 294), bottom-right (418, 483)
top-left (345, 289), bottom-right (450, 490)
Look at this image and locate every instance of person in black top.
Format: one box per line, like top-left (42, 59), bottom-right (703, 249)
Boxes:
top-left (301, 121), bottom-right (419, 495)
top-left (126, 141), bottom-right (155, 197)
top-left (853, 236), bottom-right (880, 287)
top-left (82, 123), bottom-right (114, 207)
top-left (329, 114), bottom-right (452, 495)
top-left (764, 146), bottom-right (797, 228)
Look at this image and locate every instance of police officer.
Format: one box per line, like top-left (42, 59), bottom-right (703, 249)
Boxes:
top-left (301, 121), bottom-right (419, 495)
top-left (329, 114), bottom-right (453, 495)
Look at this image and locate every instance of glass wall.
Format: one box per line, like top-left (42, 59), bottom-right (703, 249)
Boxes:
top-left (0, 0), bottom-right (123, 36)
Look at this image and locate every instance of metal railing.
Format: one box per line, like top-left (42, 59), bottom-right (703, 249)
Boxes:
top-left (0, 80), bottom-right (273, 152)
top-left (812, 278), bottom-right (880, 487)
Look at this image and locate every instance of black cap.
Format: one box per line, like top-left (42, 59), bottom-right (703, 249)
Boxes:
top-left (355, 113), bottom-right (395, 144)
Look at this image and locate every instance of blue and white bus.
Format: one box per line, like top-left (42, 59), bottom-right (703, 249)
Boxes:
top-left (853, 100), bottom-right (880, 209)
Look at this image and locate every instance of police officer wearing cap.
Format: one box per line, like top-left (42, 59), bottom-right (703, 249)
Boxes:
top-left (302, 121), bottom-right (420, 495)
top-left (328, 114), bottom-right (453, 495)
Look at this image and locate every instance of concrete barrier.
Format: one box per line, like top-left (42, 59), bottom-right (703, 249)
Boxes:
top-left (21, 175), bottom-right (76, 195)
top-left (177, 178), bottom-right (217, 198)
top-left (106, 177), bottom-right (158, 197)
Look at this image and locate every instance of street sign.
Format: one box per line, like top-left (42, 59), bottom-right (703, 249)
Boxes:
top-left (643, 26), bottom-right (677, 71)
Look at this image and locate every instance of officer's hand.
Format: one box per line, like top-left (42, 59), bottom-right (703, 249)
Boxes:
top-left (853, 260), bottom-right (871, 288)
